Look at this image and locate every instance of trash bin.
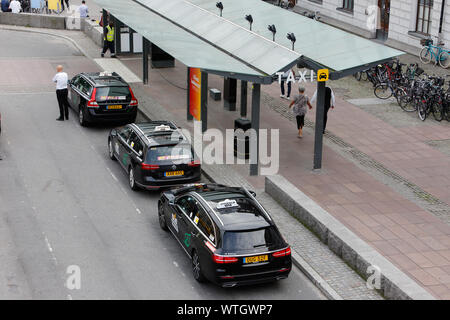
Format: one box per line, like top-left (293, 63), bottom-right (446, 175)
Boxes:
top-left (234, 118), bottom-right (252, 159)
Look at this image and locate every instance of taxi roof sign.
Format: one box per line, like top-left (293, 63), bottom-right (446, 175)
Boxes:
top-left (216, 199), bottom-right (239, 210)
top-left (154, 125), bottom-right (172, 132)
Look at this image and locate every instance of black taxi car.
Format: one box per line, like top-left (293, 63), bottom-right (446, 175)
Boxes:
top-left (108, 121), bottom-right (201, 190)
top-left (158, 184), bottom-right (292, 287)
top-left (68, 71), bottom-right (138, 126)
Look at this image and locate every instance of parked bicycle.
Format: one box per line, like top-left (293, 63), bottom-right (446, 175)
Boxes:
top-left (419, 37), bottom-right (450, 69)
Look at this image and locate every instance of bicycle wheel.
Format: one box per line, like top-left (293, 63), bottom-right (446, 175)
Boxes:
top-left (353, 72), bottom-right (362, 81)
top-left (418, 102), bottom-right (427, 121)
top-left (438, 51), bottom-right (450, 69)
top-left (360, 72), bottom-right (368, 81)
top-left (432, 101), bottom-right (444, 121)
top-left (399, 95), bottom-right (416, 112)
top-left (419, 47), bottom-right (432, 64)
top-left (374, 83), bottom-right (393, 99)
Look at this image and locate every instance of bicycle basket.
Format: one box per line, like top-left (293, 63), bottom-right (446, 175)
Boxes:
top-left (415, 67), bottom-right (424, 76)
top-left (420, 38), bottom-right (433, 46)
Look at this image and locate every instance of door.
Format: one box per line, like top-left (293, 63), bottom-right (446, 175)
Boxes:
top-left (68, 76), bottom-right (81, 109)
top-left (117, 126), bottom-right (133, 170)
top-left (377, 0), bottom-right (390, 40)
top-left (174, 195), bottom-right (198, 253)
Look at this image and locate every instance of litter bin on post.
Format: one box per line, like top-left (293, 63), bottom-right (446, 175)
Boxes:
top-left (234, 118), bottom-right (252, 159)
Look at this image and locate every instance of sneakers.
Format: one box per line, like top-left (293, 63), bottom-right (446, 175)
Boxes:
top-left (101, 53), bottom-right (105, 58)
top-left (280, 94), bottom-right (285, 99)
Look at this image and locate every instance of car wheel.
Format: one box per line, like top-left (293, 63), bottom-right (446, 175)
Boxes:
top-left (192, 251), bottom-right (206, 283)
top-left (158, 202), bottom-right (168, 231)
top-left (108, 139), bottom-right (117, 161)
top-left (79, 105), bottom-right (88, 127)
top-left (128, 167), bottom-right (140, 191)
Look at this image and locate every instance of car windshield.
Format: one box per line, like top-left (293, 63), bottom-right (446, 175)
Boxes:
top-left (146, 145), bottom-right (193, 164)
top-left (96, 86), bottom-right (131, 101)
top-left (222, 227), bottom-right (283, 251)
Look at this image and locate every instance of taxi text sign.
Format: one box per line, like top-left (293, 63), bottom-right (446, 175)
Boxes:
top-left (317, 69), bottom-right (329, 82)
top-left (189, 68), bottom-right (202, 121)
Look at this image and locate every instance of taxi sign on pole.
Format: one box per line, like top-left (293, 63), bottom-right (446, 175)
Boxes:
top-left (317, 69), bottom-right (329, 82)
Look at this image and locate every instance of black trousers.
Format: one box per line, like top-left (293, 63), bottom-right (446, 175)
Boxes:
top-left (280, 80), bottom-right (292, 97)
top-left (296, 115), bottom-right (305, 129)
top-left (102, 41), bottom-right (115, 55)
top-left (56, 89), bottom-right (69, 119)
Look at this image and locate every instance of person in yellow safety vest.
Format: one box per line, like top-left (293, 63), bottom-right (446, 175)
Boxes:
top-left (101, 21), bottom-right (116, 58)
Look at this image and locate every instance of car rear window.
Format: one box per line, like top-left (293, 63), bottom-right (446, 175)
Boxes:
top-left (96, 86), bottom-right (131, 101)
top-left (222, 227), bottom-right (283, 251)
top-left (146, 145), bottom-right (193, 164)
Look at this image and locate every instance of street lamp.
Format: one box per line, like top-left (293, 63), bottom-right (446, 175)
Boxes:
top-left (287, 32), bottom-right (296, 50)
top-left (245, 14), bottom-right (253, 31)
top-left (268, 24), bottom-right (276, 42)
top-left (216, 2), bottom-right (223, 17)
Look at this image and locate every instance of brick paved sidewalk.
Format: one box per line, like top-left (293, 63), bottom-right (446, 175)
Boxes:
top-left (117, 55), bottom-right (450, 299)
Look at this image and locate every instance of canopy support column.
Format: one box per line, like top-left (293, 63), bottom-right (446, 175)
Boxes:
top-left (187, 67), bottom-right (193, 121)
top-left (313, 81), bottom-right (326, 170)
top-left (224, 78), bottom-right (237, 111)
top-left (240, 80), bottom-right (248, 117)
top-left (143, 38), bottom-right (150, 85)
top-left (201, 71), bottom-right (208, 133)
top-left (250, 83), bottom-right (261, 176)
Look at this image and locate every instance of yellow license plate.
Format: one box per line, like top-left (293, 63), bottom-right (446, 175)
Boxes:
top-left (108, 105), bottom-right (122, 110)
top-left (243, 255), bottom-right (268, 264)
top-left (165, 170), bottom-right (184, 177)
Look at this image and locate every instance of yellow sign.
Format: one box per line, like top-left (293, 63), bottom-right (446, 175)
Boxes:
top-left (317, 69), bottom-right (329, 82)
top-left (48, 0), bottom-right (61, 10)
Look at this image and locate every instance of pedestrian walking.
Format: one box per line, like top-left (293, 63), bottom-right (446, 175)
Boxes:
top-left (101, 20), bottom-right (116, 58)
top-left (78, 0), bottom-right (88, 18)
top-left (280, 68), bottom-right (294, 100)
top-left (9, 0), bottom-right (21, 13)
top-left (1, 0), bottom-right (11, 12)
top-left (310, 86), bottom-right (335, 134)
top-left (52, 65), bottom-right (70, 121)
top-left (289, 86), bottom-right (313, 138)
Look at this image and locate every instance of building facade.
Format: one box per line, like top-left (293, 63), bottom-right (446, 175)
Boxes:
top-left (297, 0), bottom-right (450, 52)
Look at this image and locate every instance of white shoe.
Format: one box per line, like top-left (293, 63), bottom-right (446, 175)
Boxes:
top-left (280, 94), bottom-right (285, 98)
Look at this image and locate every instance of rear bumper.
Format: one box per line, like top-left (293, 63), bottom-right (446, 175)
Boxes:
top-left (215, 268), bottom-right (291, 288)
top-left (85, 107), bottom-right (137, 123)
top-left (136, 171), bottom-right (202, 190)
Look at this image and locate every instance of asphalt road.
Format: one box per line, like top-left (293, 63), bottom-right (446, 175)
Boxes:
top-left (0, 29), bottom-right (324, 300)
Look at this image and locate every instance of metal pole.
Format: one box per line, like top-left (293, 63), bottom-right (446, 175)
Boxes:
top-left (201, 71), bottom-right (208, 133)
top-left (240, 80), bottom-right (248, 117)
top-left (187, 67), bottom-right (193, 121)
top-left (115, 18), bottom-right (121, 55)
top-left (313, 81), bottom-right (326, 170)
top-left (250, 83), bottom-right (261, 176)
top-left (142, 38), bottom-right (150, 85)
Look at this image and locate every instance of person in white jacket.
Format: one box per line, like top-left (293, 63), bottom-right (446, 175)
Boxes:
top-left (9, 0), bottom-right (21, 13)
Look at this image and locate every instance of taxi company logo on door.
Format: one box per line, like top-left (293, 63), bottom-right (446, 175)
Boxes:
top-left (184, 233), bottom-right (191, 247)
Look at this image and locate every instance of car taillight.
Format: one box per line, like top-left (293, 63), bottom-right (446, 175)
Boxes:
top-left (213, 255), bottom-right (239, 264)
top-left (272, 247), bottom-right (291, 258)
top-left (87, 88), bottom-right (99, 108)
top-left (204, 241), bottom-right (238, 264)
top-left (129, 87), bottom-right (138, 107)
top-left (141, 163), bottom-right (159, 170)
top-left (188, 160), bottom-right (201, 167)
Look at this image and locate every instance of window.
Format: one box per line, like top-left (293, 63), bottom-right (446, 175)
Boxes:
top-left (78, 78), bottom-right (92, 96)
top-left (340, 0), bottom-right (354, 12)
top-left (416, 0), bottom-right (433, 35)
top-left (193, 205), bottom-right (216, 243)
top-left (118, 126), bottom-right (132, 141)
top-left (222, 227), bottom-right (284, 251)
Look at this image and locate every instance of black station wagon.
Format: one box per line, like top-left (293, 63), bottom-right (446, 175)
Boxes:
top-left (68, 71), bottom-right (138, 126)
top-left (158, 184), bottom-right (292, 287)
top-left (108, 121), bottom-right (201, 190)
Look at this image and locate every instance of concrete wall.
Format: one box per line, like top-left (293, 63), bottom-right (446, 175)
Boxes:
top-left (297, 1), bottom-right (450, 51)
top-left (298, 0), bottom-right (378, 38)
